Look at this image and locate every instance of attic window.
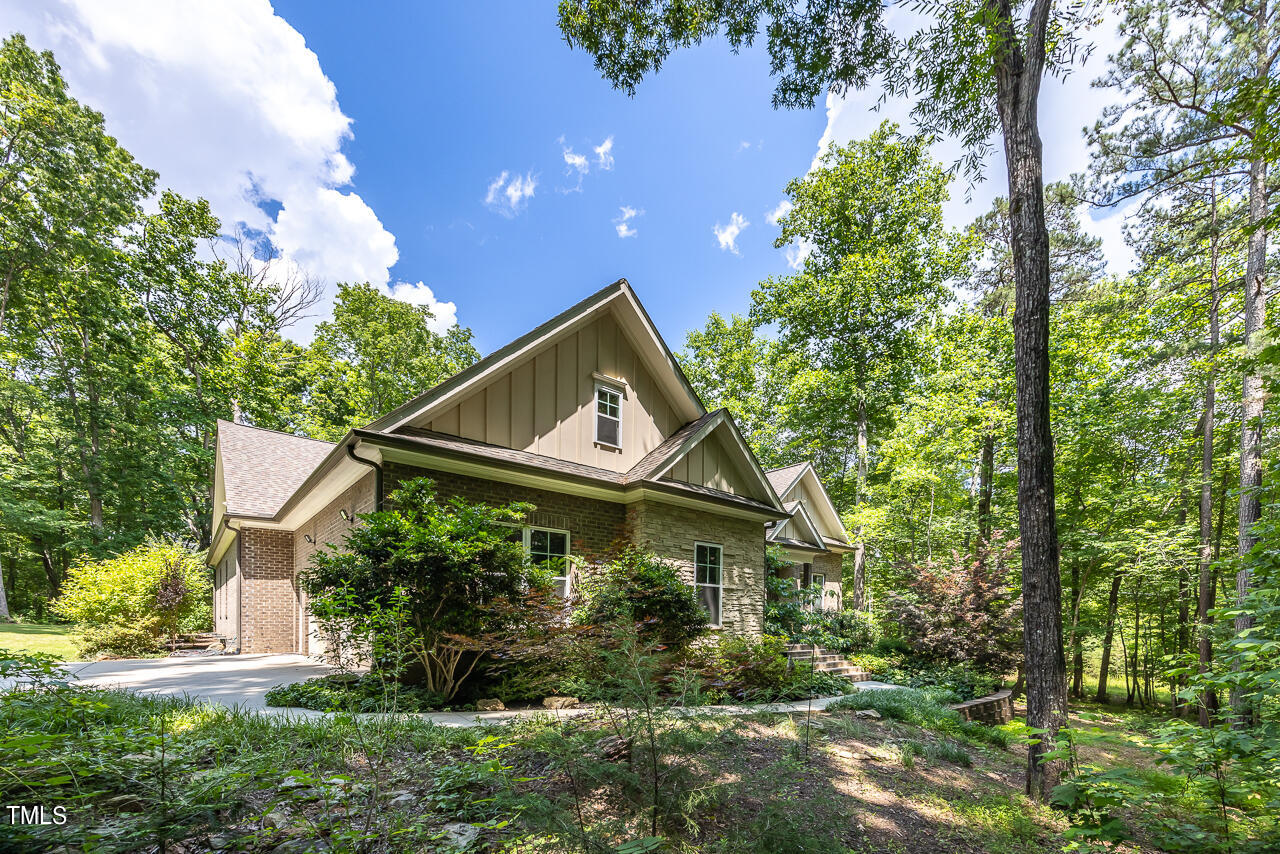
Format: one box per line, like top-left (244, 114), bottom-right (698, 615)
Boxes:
top-left (595, 383), bottom-right (622, 448)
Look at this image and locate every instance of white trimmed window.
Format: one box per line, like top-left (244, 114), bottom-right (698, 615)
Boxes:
top-left (810, 572), bottom-right (827, 611)
top-left (503, 525), bottom-right (572, 597)
top-left (695, 542), bottom-right (723, 627)
top-left (595, 383), bottom-right (622, 448)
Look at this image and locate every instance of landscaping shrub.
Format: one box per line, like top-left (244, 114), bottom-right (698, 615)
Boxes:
top-left (883, 536), bottom-right (1021, 675)
top-left (575, 547), bottom-right (708, 649)
top-left (682, 634), bottom-right (791, 702)
top-left (763, 554), bottom-right (879, 655)
top-left (299, 477), bottom-right (549, 700)
top-left (264, 673), bottom-right (449, 712)
top-left (53, 540), bottom-right (210, 657)
top-left (78, 618), bottom-right (165, 659)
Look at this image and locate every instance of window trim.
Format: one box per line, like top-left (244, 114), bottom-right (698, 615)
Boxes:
top-left (810, 572), bottom-right (826, 611)
top-left (594, 382), bottom-right (623, 449)
top-left (500, 523), bottom-right (573, 597)
top-left (694, 541), bottom-right (724, 628)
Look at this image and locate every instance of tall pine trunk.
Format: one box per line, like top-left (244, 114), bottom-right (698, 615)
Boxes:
top-left (1235, 1), bottom-right (1270, 721)
top-left (998, 65), bottom-right (1068, 803)
top-left (1198, 182), bottom-right (1221, 726)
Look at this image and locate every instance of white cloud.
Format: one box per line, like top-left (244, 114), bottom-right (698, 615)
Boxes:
top-left (564, 148), bottom-right (589, 175)
top-left (808, 8), bottom-right (1134, 276)
top-left (765, 199), bottom-right (793, 227)
top-left (0, 0), bottom-right (448, 342)
top-left (713, 212), bottom-right (749, 254)
top-left (387, 281), bottom-right (459, 333)
top-left (784, 239), bottom-right (814, 270)
top-left (559, 141), bottom-right (590, 192)
top-left (484, 170), bottom-right (537, 216)
top-left (594, 136), bottom-right (615, 170)
top-left (614, 205), bottom-right (642, 238)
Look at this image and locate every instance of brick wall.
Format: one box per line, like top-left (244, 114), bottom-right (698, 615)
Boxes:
top-left (626, 499), bottom-right (765, 636)
top-left (293, 472), bottom-right (376, 655)
top-left (382, 462), bottom-right (628, 561)
top-left (238, 527), bottom-right (296, 654)
top-left (950, 689), bottom-right (1014, 725)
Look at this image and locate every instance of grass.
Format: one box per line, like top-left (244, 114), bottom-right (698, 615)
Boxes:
top-left (0, 621), bottom-right (79, 659)
top-left (828, 687), bottom-right (1011, 748)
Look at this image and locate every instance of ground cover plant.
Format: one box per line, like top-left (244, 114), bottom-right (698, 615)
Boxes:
top-left (1, 647), bottom-right (1144, 854)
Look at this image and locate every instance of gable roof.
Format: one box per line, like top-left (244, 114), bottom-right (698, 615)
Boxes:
top-left (765, 461), bottom-right (808, 498)
top-left (768, 499), bottom-right (826, 550)
top-left (365, 279), bottom-right (705, 434)
top-left (354, 426), bottom-right (785, 517)
top-left (765, 461), bottom-right (852, 548)
top-left (215, 420), bottom-right (335, 518)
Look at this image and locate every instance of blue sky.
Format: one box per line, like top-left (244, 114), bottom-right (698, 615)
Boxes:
top-left (3, 0), bottom-right (1130, 355)
top-left (269, 0), bottom-right (827, 350)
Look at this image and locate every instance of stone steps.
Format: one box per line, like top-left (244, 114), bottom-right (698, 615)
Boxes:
top-left (784, 644), bottom-right (873, 681)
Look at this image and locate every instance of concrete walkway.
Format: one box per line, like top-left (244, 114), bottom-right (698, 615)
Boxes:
top-left (59, 654), bottom-right (337, 711)
top-left (7, 653), bottom-right (901, 726)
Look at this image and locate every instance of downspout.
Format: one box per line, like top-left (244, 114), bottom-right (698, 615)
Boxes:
top-left (346, 441), bottom-right (384, 511)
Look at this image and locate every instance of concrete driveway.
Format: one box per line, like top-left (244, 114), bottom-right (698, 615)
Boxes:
top-left (60, 654), bottom-right (335, 711)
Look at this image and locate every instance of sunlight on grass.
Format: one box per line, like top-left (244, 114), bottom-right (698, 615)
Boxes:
top-left (0, 623), bottom-right (79, 660)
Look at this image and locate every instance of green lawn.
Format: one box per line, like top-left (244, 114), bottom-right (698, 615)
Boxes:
top-left (0, 622), bottom-right (80, 660)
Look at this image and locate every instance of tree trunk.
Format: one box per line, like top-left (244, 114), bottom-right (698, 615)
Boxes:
top-left (1235, 6), bottom-right (1270, 721)
top-left (0, 552), bottom-right (11, 621)
top-left (1198, 187), bottom-right (1221, 726)
top-left (977, 432), bottom-right (995, 550)
top-left (851, 397), bottom-right (868, 611)
top-left (1069, 562), bottom-right (1083, 697)
top-left (1001, 82), bottom-right (1068, 804)
top-left (1096, 567), bottom-right (1123, 703)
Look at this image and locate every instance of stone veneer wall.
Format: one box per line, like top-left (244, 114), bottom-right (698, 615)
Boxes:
top-left (812, 552), bottom-right (843, 611)
top-left (950, 689), bottom-right (1014, 725)
top-left (774, 550), bottom-right (844, 612)
top-left (292, 472), bottom-right (377, 655)
top-left (382, 462), bottom-right (629, 561)
top-left (238, 527), bottom-right (296, 654)
top-left (626, 499), bottom-right (765, 636)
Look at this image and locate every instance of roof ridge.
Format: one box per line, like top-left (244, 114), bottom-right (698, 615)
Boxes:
top-left (217, 419), bottom-right (335, 446)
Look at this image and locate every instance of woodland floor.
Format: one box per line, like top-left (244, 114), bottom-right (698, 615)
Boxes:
top-left (0, 684), bottom-right (1175, 853)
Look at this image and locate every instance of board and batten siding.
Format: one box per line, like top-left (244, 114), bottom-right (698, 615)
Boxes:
top-left (662, 427), bottom-right (757, 497)
top-left (418, 311), bottom-right (683, 472)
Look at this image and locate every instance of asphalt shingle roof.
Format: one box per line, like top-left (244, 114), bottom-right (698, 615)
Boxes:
top-left (625, 410), bottom-right (722, 482)
top-left (360, 425), bottom-right (784, 517)
top-left (765, 462), bottom-right (808, 498)
top-left (217, 420), bottom-right (334, 518)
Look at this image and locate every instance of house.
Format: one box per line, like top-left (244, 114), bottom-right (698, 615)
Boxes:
top-left (764, 462), bottom-right (854, 610)
top-left (210, 279), bottom-right (851, 654)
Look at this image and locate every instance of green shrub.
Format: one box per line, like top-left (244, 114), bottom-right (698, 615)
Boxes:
top-left (878, 661), bottom-right (1002, 702)
top-left (684, 634), bottom-right (791, 702)
top-left (264, 673), bottom-right (450, 712)
top-left (54, 541), bottom-right (210, 656)
top-left (575, 547), bottom-right (708, 649)
top-left (299, 477), bottom-right (546, 701)
top-left (78, 618), bottom-right (165, 659)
